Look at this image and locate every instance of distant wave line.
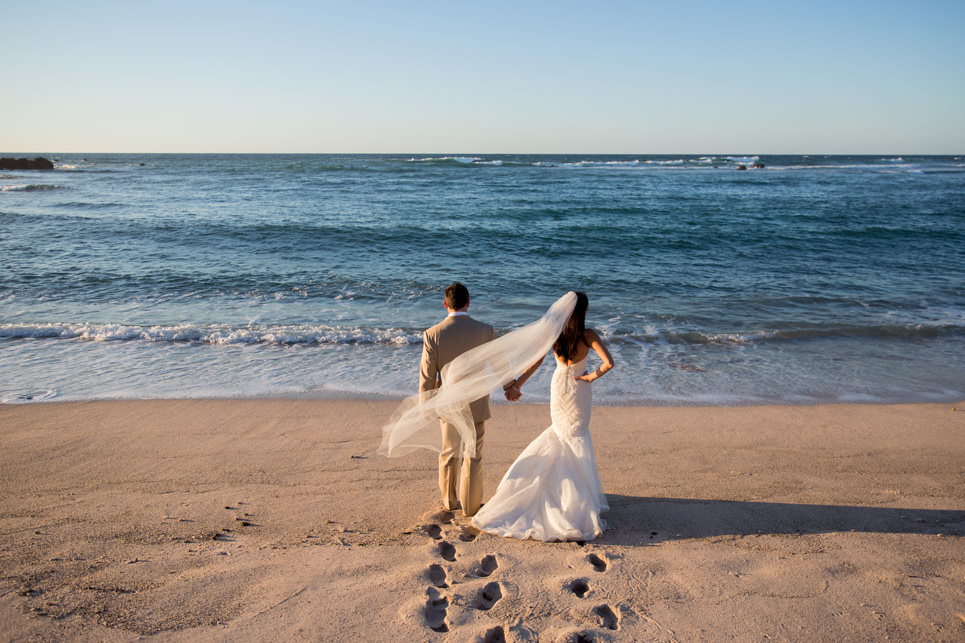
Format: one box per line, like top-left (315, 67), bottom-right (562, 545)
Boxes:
top-left (394, 155), bottom-right (945, 173)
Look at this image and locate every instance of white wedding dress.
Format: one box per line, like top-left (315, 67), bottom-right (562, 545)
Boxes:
top-left (471, 356), bottom-right (608, 541)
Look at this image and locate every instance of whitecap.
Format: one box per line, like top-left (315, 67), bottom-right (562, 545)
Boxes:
top-left (0, 184), bottom-right (62, 192)
top-left (726, 155), bottom-right (760, 164)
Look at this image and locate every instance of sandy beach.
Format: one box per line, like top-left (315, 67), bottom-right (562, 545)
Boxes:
top-left (1, 399), bottom-right (962, 641)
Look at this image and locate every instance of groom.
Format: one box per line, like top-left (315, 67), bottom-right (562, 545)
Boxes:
top-left (421, 282), bottom-right (495, 517)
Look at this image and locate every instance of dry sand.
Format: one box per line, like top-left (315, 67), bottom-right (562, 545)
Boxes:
top-left (1, 399), bottom-right (963, 642)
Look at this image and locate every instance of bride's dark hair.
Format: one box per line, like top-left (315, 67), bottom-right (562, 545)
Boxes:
top-left (553, 291), bottom-right (589, 361)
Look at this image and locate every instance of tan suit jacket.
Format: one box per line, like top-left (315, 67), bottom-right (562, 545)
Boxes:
top-left (420, 314), bottom-right (496, 422)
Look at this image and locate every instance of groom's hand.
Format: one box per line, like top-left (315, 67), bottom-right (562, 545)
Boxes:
top-left (504, 388), bottom-right (522, 402)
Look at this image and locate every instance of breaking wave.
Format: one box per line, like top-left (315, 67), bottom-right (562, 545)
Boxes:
top-left (0, 322), bottom-right (422, 346)
top-left (0, 184), bottom-right (63, 192)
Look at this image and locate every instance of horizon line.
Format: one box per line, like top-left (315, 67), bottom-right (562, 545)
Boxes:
top-left (3, 151), bottom-right (962, 157)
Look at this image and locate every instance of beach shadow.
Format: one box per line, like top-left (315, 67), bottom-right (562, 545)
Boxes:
top-left (599, 495), bottom-right (965, 547)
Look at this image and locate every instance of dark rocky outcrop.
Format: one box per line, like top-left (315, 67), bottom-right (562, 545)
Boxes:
top-left (0, 157), bottom-right (55, 170)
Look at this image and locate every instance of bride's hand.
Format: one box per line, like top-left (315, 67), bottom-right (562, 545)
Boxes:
top-left (575, 371), bottom-right (593, 382)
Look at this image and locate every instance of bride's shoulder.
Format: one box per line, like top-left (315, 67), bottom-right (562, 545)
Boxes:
top-left (583, 328), bottom-right (602, 343)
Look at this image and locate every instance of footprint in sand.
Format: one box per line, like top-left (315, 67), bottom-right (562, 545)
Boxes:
top-left (592, 604), bottom-right (619, 630)
top-left (458, 525), bottom-right (478, 542)
top-left (424, 524), bottom-right (443, 540)
top-left (586, 553), bottom-right (607, 573)
top-left (482, 625), bottom-right (506, 642)
top-left (430, 509), bottom-right (454, 525)
top-left (473, 581), bottom-right (503, 611)
top-left (438, 540), bottom-right (457, 562)
top-left (476, 554), bottom-right (498, 577)
top-left (424, 587), bottom-right (449, 633)
top-left (566, 578), bottom-right (590, 598)
top-left (427, 563), bottom-right (448, 588)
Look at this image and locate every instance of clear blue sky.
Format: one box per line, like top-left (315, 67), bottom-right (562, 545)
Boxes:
top-left (4, 0), bottom-right (963, 153)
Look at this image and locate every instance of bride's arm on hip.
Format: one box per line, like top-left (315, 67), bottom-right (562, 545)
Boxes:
top-left (576, 329), bottom-right (614, 382)
top-left (504, 355), bottom-right (546, 401)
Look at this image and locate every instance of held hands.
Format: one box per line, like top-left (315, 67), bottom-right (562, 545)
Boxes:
top-left (508, 364), bottom-right (607, 398)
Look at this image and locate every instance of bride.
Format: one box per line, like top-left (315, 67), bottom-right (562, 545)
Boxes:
top-left (472, 291), bottom-right (614, 541)
top-left (378, 291), bottom-right (613, 542)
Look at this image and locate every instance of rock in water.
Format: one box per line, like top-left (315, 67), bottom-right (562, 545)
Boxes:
top-left (0, 157), bottom-right (55, 170)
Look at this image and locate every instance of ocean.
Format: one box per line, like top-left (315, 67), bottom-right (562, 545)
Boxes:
top-left (2, 154), bottom-right (963, 405)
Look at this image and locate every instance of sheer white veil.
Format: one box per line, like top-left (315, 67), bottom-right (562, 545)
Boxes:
top-left (378, 291), bottom-right (578, 458)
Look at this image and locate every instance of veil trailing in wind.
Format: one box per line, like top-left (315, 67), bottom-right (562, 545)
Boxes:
top-left (378, 292), bottom-right (578, 458)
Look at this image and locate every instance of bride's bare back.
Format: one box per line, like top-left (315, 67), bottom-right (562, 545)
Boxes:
top-left (557, 329), bottom-right (614, 383)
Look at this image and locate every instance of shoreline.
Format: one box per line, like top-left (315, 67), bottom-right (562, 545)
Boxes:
top-left (2, 399), bottom-right (963, 640)
top-left (6, 389), bottom-right (964, 407)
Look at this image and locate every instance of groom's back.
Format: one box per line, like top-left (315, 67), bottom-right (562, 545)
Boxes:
top-left (429, 316), bottom-right (493, 367)
top-left (421, 315), bottom-right (495, 420)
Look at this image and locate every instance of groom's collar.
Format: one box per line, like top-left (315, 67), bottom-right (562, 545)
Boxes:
top-left (447, 311), bottom-right (469, 318)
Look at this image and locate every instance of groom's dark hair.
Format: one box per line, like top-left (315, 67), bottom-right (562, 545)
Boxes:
top-left (445, 282), bottom-right (470, 310)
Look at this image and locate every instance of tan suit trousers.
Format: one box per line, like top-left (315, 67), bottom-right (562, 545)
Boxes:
top-left (439, 419), bottom-right (485, 516)
top-left (421, 314), bottom-right (495, 517)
